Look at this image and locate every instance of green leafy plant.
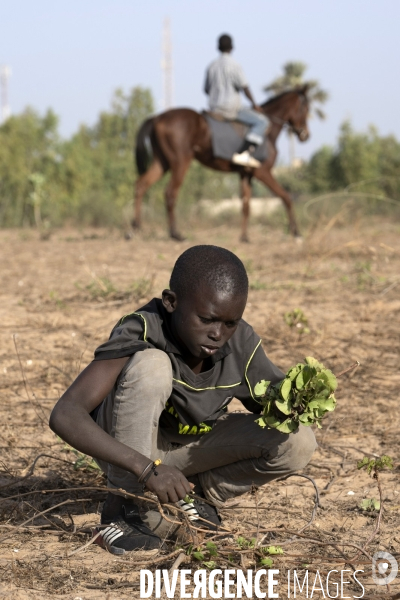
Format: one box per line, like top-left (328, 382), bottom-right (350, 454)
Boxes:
top-left (191, 541), bottom-right (218, 568)
top-left (260, 557), bottom-right (274, 567)
top-left (284, 308), bottom-right (310, 335)
top-left (359, 498), bottom-right (381, 512)
top-left (237, 536), bottom-right (256, 549)
top-left (357, 455), bottom-right (394, 476)
top-left (262, 545), bottom-right (284, 555)
top-left (254, 356), bottom-right (337, 433)
top-left (62, 444), bottom-right (102, 472)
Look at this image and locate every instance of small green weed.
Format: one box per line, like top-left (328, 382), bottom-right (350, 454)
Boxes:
top-left (49, 290), bottom-right (66, 309)
top-left (359, 498), bottom-right (381, 512)
top-left (284, 308), bottom-right (310, 335)
top-left (75, 275), bottom-right (154, 303)
top-left (191, 541), bottom-right (218, 569)
top-left (237, 536), bottom-right (256, 549)
top-left (357, 455), bottom-right (394, 475)
top-left (250, 280), bottom-right (267, 291)
top-left (62, 443), bottom-right (102, 472)
top-left (128, 277), bottom-right (154, 300)
top-left (85, 276), bottom-right (116, 299)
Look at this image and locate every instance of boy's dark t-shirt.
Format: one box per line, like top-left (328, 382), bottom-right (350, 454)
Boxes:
top-left (93, 298), bottom-right (284, 436)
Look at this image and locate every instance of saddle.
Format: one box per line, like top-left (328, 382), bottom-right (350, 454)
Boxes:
top-left (203, 111), bottom-right (268, 163)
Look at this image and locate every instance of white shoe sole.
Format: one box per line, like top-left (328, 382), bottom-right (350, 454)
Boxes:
top-left (231, 155), bottom-right (261, 168)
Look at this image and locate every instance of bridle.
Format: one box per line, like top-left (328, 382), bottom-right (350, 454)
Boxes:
top-left (264, 91), bottom-right (309, 140)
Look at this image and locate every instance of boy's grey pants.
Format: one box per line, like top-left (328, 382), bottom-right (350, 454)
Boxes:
top-left (96, 349), bottom-right (316, 506)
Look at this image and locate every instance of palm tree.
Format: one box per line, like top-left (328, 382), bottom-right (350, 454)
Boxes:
top-left (264, 62), bottom-right (328, 165)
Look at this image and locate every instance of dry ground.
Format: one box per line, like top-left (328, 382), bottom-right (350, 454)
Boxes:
top-left (0, 216), bottom-right (400, 599)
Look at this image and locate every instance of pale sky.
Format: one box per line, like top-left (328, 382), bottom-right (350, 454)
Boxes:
top-left (1, 0), bottom-right (399, 162)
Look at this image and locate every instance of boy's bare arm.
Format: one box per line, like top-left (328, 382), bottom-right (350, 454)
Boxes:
top-left (49, 358), bottom-right (192, 503)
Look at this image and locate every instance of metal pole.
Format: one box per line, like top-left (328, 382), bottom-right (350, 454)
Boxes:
top-left (161, 18), bottom-right (173, 110)
top-left (0, 65), bottom-right (11, 124)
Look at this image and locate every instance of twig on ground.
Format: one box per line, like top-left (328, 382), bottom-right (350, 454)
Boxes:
top-left (0, 499), bottom-right (91, 544)
top-left (352, 467), bottom-right (385, 561)
top-left (65, 530), bottom-right (102, 557)
top-left (12, 334), bottom-right (48, 426)
top-left (276, 473), bottom-right (320, 534)
top-left (0, 454), bottom-right (75, 490)
top-left (160, 552), bottom-right (186, 597)
top-left (253, 487), bottom-right (261, 545)
top-left (336, 361), bottom-right (360, 378)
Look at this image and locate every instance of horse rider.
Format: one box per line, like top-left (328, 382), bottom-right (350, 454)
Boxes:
top-left (204, 33), bottom-right (268, 169)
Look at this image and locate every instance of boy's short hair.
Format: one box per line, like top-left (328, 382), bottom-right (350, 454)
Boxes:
top-left (169, 245), bottom-right (248, 298)
top-left (218, 34), bottom-right (233, 52)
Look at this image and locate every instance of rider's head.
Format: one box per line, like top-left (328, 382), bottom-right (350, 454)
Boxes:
top-left (218, 34), bottom-right (233, 53)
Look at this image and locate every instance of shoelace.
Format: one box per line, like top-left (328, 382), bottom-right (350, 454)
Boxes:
top-left (175, 499), bottom-right (200, 521)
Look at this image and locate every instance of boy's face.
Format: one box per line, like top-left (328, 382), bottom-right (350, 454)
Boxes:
top-left (162, 285), bottom-right (247, 362)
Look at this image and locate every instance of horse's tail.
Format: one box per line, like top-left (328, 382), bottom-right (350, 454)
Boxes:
top-left (135, 117), bottom-right (155, 175)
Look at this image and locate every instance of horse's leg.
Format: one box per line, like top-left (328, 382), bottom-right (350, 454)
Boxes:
top-left (165, 158), bottom-right (192, 241)
top-left (132, 160), bottom-right (164, 230)
top-left (254, 167), bottom-right (301, 237)
top-left (240, 173), bottom-right (252, 243)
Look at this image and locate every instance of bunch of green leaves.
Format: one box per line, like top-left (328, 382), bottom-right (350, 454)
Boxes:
top-left (357, 455), bottom-right (394, 475)
top-left (254, 356), bottom-right (337, 433)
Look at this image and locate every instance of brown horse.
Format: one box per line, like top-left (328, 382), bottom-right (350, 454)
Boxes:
top-left (132, 86), bottom-right (310, 242)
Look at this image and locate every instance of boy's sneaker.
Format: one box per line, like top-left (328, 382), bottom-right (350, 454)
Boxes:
top-left (177, 476), bottom-right (221, 531)
top-left (94, 501), bottom-right (161, 555)
top-left (176, 497), bottom-right (221, 531)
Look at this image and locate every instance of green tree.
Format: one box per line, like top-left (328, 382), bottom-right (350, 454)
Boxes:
top-left (0, 108), bottom-right (61, 227)
top-left (60, 86), bottom-right (154, 225)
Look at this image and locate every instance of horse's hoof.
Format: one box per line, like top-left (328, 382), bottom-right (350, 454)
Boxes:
top-left (170, 232), bottom-right (186, 242)
top-left (295, 235), bottom-right (304, 245)
top-left (124, 230), bottom-right (134, 241)
top-left (240, 234), bottom-right (250, 243)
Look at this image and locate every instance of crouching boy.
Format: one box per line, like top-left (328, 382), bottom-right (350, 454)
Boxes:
top-left (50, 245), bottom-right (316, 554)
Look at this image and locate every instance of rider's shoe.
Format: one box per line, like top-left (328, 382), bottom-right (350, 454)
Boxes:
top-left (231, 150), bottom-right (261, 168)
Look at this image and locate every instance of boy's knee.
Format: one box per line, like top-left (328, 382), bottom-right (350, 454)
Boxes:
top-left (280, 426), bottom-right (317, 472)
top-left (123, 349), bottom-right (173, 399)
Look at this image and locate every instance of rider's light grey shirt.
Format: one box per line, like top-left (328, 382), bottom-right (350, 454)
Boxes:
top-left (204, 53), bottom-right (248, 119)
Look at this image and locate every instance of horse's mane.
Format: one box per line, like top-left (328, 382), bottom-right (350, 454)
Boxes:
top-left (261, 87), bottom-right (307, 109)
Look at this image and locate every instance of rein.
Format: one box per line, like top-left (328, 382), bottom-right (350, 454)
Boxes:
top-left (263, 91), bottom-right (308, 139)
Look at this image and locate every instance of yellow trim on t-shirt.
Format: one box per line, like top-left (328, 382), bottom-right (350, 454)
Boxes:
top-left (119, 312), bottom-right (147, 341)
top-left (244, 339), bottom-right (262, 400)
top-left (172, 378), bottom-right (241, 392)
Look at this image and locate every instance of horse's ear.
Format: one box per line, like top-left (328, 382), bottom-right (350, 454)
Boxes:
top-left (300, 83), bottom-right (310, 95)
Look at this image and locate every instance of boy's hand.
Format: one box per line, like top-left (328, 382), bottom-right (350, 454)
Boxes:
top-left (144, 464), bottom-right (193, 504)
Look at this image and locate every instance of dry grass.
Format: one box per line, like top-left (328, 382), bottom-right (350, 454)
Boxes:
top-left (0, 215), bottom-right (400, 598)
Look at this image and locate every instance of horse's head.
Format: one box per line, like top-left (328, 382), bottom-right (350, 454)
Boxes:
top-left (288, 85), bottom-right (310, 142)
top-left (262, 85), bottom-right (310, 142)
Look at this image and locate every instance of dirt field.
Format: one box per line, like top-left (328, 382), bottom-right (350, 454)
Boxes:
top-left (0, 216), bottom-right (399, 599)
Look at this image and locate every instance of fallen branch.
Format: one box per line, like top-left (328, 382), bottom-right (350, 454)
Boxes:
top-left (0, 454), bottom-right (75, 490)
top-left (0, 498), bottom-right (91, 544)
